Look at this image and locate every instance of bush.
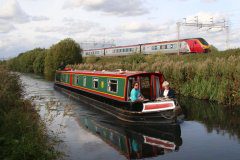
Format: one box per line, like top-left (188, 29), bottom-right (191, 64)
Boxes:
top-left (85, 55), bottom-right (99, 63)
top-left (0, 67), bottom-right (61, 159)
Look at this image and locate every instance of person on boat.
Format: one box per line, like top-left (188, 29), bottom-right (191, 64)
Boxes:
top-left (130, 82), bottom-right (144, 102)
top-left (160, 81), bottom-right (176, 99)
top-left (59, 61), bottom-right (66, 70)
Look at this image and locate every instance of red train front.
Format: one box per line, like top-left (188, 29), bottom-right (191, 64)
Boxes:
top-left (184, 38), bottom-right (210, 53)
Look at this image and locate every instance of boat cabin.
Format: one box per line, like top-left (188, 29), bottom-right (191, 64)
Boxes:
top-left (55, 70), bottom-right (165, 102)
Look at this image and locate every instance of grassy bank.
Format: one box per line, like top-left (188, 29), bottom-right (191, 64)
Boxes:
top-left (69, 49), bottom-right (240, 106)
top-left (0, 66), bottom-right (61, 159)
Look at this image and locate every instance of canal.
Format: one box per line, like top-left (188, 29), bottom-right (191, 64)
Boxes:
top-left (21, 74), bottom-right (240, 160)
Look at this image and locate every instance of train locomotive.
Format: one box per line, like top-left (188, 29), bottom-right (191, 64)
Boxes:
top-left (82, 38), bottom-right (210, 57)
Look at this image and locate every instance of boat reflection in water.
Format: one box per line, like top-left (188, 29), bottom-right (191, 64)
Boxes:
top-left (77, 115), bottom-right (182, 159)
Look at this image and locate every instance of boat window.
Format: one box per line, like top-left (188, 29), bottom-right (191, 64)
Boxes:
top-left (64, 74), bottom-right (68, 82)
top-left (75, 75), bottom-right (79, 84)
top-left (83, 76), bottom-right (86, 87)
top-left (140, 76), bottom-right (151, 99)
top-left (93, 77), bottom-right (98, 89)
top-left (108, 79), bottom-right (118, 93)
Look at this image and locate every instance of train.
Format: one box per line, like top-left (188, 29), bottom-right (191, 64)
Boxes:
top-left (82, 38), bottom-right (210, 57)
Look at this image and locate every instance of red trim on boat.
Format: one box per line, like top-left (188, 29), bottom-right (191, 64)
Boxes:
top-left (145, 137), bottom-right (175, 149)
top-left (144, 103), bottom-right (173, 110)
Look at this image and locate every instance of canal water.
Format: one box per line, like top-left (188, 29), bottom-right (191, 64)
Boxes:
top-left (21, 74), bottom-right (240, 160)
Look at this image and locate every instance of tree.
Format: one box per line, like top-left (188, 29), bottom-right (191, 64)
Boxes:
top-left (44, 38), bottom-right (82, 80)
top-left (33, 49), bottom-right (47, 74)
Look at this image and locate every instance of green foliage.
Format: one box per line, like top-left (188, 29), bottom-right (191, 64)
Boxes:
top-left (124, 53), bottom-right (145, 64)
top-left (0, 60), bottom-right (6, 65)
top-left (33, 49), bottom-right (47, 74)
top-left (0, 67), bottom-right (61, 160)
top-left (7, 48), bottom-right (46, 73)
top-left (71, 49), bottom-right (240, 106)
top-left (85, 55), bottom-right (99, 63)
top-left (209, 45), bottom-right (219, 53)
top-left (44, 38), bottom-right (82, 80)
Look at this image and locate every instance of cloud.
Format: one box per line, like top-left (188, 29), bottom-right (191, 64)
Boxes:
top-left (0, 20), bottom-right (15, 33)
top-left (119, 21), bottom-right (169, 34)
top-left (201, 0), bottom-right (217, 2)
top-left (119, 22), bottom-right (157, 33)
top-left (31, 16), bottom-right (49, 21)
top-left (0, 0), bottom-right (50, 33)
top-left (0, 0), bottom-right (28, 34)
top-left (63, 0), bottom-right (148, 16)
top-left (177, 0), bottom-right (217, 2)
top-left (35, 18), bottom-right (99, 35)
top-left (0, 0), bottom-right (30, 23)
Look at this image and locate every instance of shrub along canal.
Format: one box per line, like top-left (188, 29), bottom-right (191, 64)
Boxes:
top-left (21, 74), bottom-right (240, 160)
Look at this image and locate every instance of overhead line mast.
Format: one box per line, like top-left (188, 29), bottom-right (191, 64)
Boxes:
top-left (177, 16), bottom-right (229, 55)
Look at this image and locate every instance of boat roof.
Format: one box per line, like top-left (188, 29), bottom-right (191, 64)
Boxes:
top-left (56, 69), bottom-right (163, 78)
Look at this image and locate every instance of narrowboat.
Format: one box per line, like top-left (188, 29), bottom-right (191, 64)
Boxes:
top-left (54, 69), bottom-right (182, 124)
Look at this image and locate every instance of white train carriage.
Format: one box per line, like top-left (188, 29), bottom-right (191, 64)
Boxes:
top-left (105, 45), bottom-right (140, 56)
top-left (83, 49), bottom-right (105, 57)
top-left (141, 41), bottom-right (190, 54)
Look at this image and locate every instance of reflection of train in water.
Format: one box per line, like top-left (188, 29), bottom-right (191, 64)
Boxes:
top-left (78, 116), bottom-right (182, 159)
top-left (82, 38), bottom-right (210, 57)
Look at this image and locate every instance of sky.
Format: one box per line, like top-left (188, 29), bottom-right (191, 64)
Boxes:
top-left (0, 0), bottom-right (240, 58)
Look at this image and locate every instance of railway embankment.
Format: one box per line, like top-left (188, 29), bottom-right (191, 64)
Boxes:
top-left (0, 65), bottom-right (61, 159)
top-left (70, 49), bottom-right (240, 106)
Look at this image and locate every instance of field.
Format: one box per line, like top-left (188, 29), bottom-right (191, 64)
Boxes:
top-left (69, 49), bottom-right (240, 106)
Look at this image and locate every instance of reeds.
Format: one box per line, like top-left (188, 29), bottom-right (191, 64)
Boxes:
top-left (0, 66), bottom-right (61, 159)
top-left (69, 51), bottom-right (240, 106)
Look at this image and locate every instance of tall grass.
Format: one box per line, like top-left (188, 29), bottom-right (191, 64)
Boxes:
top-left (69, 50), bottom-right (240, 106)
top-left (0, 65), bottom-right (61, 159)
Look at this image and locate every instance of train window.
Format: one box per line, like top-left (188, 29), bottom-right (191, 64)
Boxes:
top-left (83, 76), bottom-right (86, 87)
top-left (173, 44), bottom-right (177, 48)
top-left (108, 79), bottom-right (118, 93)
top-left (162, 45), bottom-right (166, 49)
top-left (152, 46), bottom-right (158, 50)
top-left (167, 44), bottom-right (171, 49)
top-left (170, 44), bottom-right (173, 49)
top-left (92, 78), bottom-right (98, 89)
